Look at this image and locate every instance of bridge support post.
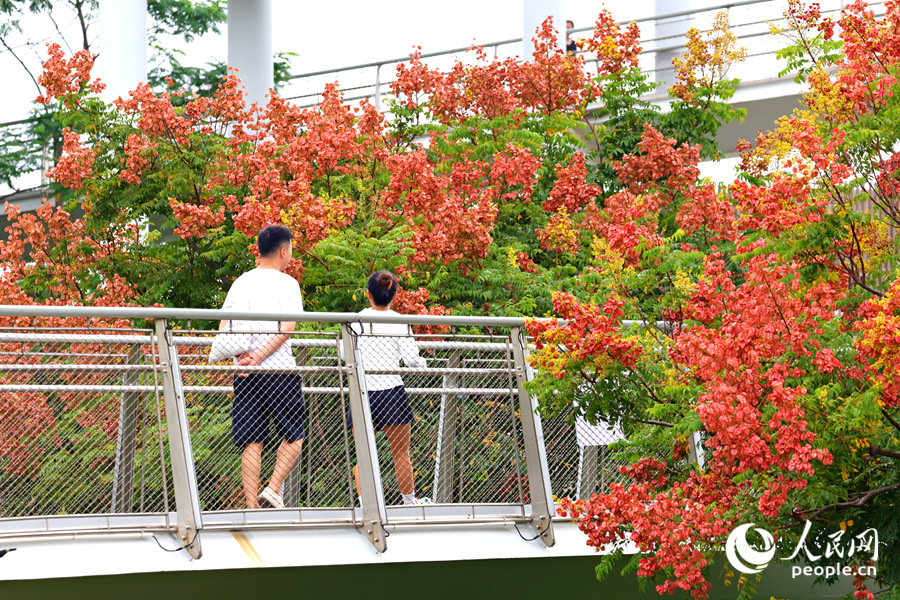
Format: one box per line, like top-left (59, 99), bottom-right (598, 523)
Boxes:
top-left (341, 323), bottom-right (388, 552)
top-left (112, 343), bottom-right (142, 513)
top-left (434, 348), bottom-right (460, 503)
top-left (510, 327), bottom-right (555, 547)
top-left (154, 319), bottom-right (203, 559)
top-left (227, 0), bottom-right (273, 110)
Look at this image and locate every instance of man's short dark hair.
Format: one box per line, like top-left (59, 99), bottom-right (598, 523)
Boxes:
top-left (258, 224), bottom-right (294, 257)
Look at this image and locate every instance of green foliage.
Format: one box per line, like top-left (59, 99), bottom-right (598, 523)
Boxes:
top-left (776, 31), bottom-right (843, 83)
top-left (580, 67), bottom-right (662, 191)
top-left (147, 0), bottom-right (225, 43)
top-left (0, 109), bottom-right (59, 189)
top-left (304, 226), bottom-right (414, 312)
top-left (664, 79), bottom-right (747, 160)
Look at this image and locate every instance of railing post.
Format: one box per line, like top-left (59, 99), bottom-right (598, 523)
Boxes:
top-left (688, 431), bottom-right (705, 468)
top-left (341, 323), bottom-right (388, 552)
top-left (112, 343), bottom-right (142, 513)
top-left (374, 63), bottom-right (382, 111)
top-left (434, 348), bottom-right (460, 503)
top-left (510, 327), bottom-right (555, 547)
top-left (154, 319), bottom-right (203, 559)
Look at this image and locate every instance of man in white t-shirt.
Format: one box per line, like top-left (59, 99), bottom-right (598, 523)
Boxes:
top-left (221, 224), bottom-right (304, 510)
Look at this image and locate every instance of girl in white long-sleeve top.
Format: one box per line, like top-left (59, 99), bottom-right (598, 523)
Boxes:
top-left (348, 271), bottom-right (430, 505)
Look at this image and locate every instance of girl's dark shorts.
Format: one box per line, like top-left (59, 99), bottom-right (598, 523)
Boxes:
top-left (347, 385), bottom-right (413, 430)
top-left (232, 374), bottom-right (305, 445)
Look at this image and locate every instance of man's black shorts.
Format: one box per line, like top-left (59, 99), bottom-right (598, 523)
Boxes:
top-left (232, 373), bottom-right (305, 445)
top-left (347, 385), bottom-right (414, 431)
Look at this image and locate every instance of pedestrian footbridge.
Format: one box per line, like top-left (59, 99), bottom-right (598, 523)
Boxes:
top-left (0, 305), bottom-right (853, 599)
top-left (0, 306), bottom-right (637, 593)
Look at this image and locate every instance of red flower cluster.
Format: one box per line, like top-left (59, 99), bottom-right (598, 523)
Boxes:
top-left (543, 153), bottom-right (600, 214)
top-left (527, 292), bottom-right (643, 378)
top-left (391, 287), bottom-right (451, 335)
top-left (391, 16), bottom-right (600, 119)
top-left (35, 43), bottom-right (104, 105)
top-left (46, 128), bottom-right (96, 190)
top-left (577, 11), bottom-right (642, 75)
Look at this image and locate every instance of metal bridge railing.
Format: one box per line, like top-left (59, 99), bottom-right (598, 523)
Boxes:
top-left (281, 0), bottom-right (885, 109)
top-left (0, 306), bottom-right (578, 556)
top-left (4, 1), bottom-right (889, 201)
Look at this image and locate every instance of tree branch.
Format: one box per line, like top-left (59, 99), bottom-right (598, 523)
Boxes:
top-left (632, 417), bottom-right (676, 428)
top-left (869, 446), bottom-right (900, 460)
top-left (0, 35), bottom-right (42, 94)
top-left (185, 237), bottom-right (221, 273)
top-left (70, 0), bottom-right (90, 51)
top-left (47, 12), bottom-right (74, 55)
top-left (798, 482), bottom-right (900, 521)
top-left (882, 408), bottom-right (900, 433)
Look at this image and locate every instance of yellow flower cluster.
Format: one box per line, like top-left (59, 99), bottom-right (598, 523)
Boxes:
top-left (671, 11), bottom-right (748, 104)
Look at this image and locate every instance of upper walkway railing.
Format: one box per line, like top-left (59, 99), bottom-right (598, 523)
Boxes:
top-left (0, 305), bottom-right (633, 558)
top-left (281, 0), bottom-right (885, 109)
top-left (2, 0), bottom-right (888, 202)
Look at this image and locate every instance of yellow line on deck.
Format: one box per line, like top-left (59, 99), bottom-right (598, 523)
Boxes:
top-left (232, 532), bottom-right (266, 568)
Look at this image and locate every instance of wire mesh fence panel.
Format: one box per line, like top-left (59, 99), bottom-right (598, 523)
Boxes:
top-left (542, 414), bottom-right (581, 500)
top-left (178, 327), bottom-right (355, 511)
top-left (542, 411), bottom-right (631, 500)
top-left (289, 335), bottom-right (355, 509)
top-left (0, 313), bottom-right (577, 524)
top-left (453, 347), bottom-right (527, 505)
top-left (348, 328), bottom-right (527, 506)
top-left (0, 325), bottom-right (172, 519)
top-left (345, 324), bottom-right (430, 506)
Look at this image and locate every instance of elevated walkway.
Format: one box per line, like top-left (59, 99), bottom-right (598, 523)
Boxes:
top-left (0, 305), bottom-right (854, 599)
top-left (283, 0), bottom-right (886, 159)
top-left (2, 1), bottom-right (888, 205)
top-left (0, 307), bottom-right (623, 573)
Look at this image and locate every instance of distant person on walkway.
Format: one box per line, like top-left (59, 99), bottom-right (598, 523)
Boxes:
top-left (221, 224), bottom-right (305, 510)
top-left (348, 271), bottom-right (430, 505)
top-left (566, 20), bottom-right (577, 55)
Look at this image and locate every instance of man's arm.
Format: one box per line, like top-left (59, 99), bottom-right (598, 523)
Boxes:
top-left (237, 321), bottom-right (296, 367)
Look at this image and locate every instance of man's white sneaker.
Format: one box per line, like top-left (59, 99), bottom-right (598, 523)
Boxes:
top-left (415, 496), bottom-right (432, 504)
top-left (258, 487), bottom-right (284, 509)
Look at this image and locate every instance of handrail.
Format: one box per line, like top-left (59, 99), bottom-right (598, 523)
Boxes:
top-left (0, 304), bottom-right (528, 326)
top-left (0, 305), bottom-right (668, 332)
